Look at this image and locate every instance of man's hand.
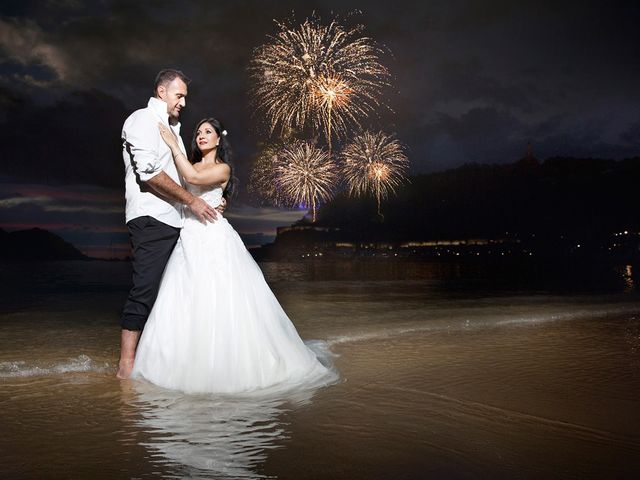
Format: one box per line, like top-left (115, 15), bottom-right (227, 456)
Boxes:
top-left (216, 197), bottom-right (227, 214)
top-left (145, 171), bottom-right (220, 223)
top-left (188, 196), bottom-right (218, 223)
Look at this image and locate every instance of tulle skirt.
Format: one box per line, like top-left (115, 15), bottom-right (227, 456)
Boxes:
top-left (131, 215), bottom-right (336, 395)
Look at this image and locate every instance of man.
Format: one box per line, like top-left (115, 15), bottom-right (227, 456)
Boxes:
top-left (116, 69), bottom-right (218, 379)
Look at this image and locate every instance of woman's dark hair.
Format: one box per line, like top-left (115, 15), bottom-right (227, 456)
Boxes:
top-left (190, 118), bottom-right (236, 198)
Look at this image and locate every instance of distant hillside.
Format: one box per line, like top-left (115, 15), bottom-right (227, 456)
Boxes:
top-left (0, 228), bottom-right (88, 261)
top-left (254, 155), bottom-right (640, 260)
top-left (313, 156), bottom-right (640, 244)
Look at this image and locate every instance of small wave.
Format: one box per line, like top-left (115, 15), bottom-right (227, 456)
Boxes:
top-left (326, 303), bottom-right (640, 346)
top-left (493, 303), bottom-right (640, 326)
top-left (0, 354), bottom-right (111, 378)
top-left (305, 339), bottom-right (339, 359)
top-left (327, 326), bottom-right (435, 346)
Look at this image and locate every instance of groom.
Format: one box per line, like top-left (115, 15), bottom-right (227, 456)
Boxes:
top-left (116, 69), bottom-right (219, 379)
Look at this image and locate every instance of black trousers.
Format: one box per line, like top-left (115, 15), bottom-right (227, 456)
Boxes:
top-left (121, 216), bottom-right (180, 331)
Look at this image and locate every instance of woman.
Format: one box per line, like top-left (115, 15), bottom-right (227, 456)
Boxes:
top-left (131, 118), bottom-right (336, 394)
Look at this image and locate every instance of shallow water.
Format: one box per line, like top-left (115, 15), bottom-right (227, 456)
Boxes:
top-left (1, 259), bottom-right (640, 478)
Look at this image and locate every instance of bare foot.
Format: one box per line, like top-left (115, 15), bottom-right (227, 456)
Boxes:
top-left (116, 329), bottom-right (141, 379)
top-left (116, 359), bottom-right (134, 379)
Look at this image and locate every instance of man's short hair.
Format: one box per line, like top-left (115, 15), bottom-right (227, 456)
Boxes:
top-left (154, 69), bottom-right (190, 95)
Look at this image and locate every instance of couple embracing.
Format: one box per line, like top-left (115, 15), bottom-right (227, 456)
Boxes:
top-left (117, 69), bottom-right (334, 394)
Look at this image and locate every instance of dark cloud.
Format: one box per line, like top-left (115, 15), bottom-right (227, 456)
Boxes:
top-left (411, 107), bottom-right (526, 169)
top-left (1, 0), bottom-right (639, 246)
top-left (0, 88), bottom-right (127, 188)
top-left (0, 181), bottom-right (302, 256)
top-left (620, 121), bottom-right (640, 146)
top-left (0, 183), bottom-right (125, 227)
top-left (1, 0), bottom-right (638, 174)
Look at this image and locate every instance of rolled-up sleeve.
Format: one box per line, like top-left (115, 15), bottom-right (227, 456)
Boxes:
top-left (123, 113), bottom-right (162, 182)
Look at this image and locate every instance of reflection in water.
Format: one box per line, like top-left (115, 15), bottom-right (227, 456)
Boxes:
top-left (624, 313), bottom-right (640, 369)
top-left (623, 264), bottom-right (635, 293)
top-left (120, 380), bottom-right (315, 479)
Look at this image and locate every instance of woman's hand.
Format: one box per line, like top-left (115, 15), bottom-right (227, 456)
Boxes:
top-left (158, 123), bottom-right (180, 152)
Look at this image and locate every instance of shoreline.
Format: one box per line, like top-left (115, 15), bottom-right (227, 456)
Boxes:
top-left (2, 313), bottom-right (639, 479)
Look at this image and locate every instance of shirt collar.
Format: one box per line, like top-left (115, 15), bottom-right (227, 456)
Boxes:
top-left (147, 97), bottom-right (181, 131)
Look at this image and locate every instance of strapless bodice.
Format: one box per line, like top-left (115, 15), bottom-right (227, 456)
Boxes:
top-left (187, 184), bottom-right (223, 208)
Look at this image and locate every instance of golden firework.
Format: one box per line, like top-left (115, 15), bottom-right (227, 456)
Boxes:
top-left (274, 141), bottom-right (337, 222)
top-left (312, 75), bottom-right (354, 154)
top-left (341, 131), bottom-right (409, 217)
top-left (249, 16), bottom-right (389, 150)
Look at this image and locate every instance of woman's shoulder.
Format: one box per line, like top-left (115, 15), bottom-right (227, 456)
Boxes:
top-left (193, 161), bottom-right (230, 170)
top-left (193, 162), bottom-right (231, 175)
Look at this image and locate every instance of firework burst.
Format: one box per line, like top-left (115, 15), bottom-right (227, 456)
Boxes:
top-left (312, 75), bottom-right (353, 154)
top-left (249, 16), bottom-right (390, 150)
top-left (341, 131), bottom-right (409, 217)
top-left (274, 141), bottom-right (337, 221)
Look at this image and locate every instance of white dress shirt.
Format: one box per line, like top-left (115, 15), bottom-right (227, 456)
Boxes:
top-left (122, 97), bottom-right (186, 228)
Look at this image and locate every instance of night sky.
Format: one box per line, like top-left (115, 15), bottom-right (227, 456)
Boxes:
top-left (1, 0), bottom-right (638, 257)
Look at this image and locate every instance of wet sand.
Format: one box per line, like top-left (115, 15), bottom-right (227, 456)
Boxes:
top-left (1, 260), bottom-right (639, 478)
top-left (264, 316), bottom-right (640, 479)
top-left (2, 313), bottom-right (639, 479)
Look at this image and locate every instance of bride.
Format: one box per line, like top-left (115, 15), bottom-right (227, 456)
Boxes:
top-left (131, 118), bottom-right (336, 394)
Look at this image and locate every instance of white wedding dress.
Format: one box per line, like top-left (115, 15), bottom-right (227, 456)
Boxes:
top-left (131, 184), bottom-right (336, 395)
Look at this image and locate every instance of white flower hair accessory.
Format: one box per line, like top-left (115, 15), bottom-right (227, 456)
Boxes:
top-left (222, 130), bottom-right (228, 136)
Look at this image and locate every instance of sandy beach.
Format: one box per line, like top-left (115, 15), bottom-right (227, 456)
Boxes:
top-left (1, 260), bottom-right (639, 479)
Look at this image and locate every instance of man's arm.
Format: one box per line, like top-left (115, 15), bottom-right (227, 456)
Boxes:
top-left (124, 113), bottom-right (218, 223)
top-left (147, 172), bottom-right (218, 223)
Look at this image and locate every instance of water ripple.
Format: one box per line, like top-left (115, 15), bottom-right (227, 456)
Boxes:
top-left (0, 354), bottom-right (111, 378)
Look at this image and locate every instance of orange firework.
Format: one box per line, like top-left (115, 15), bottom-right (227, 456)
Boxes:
top-left (341, 131), bottom-right (409, 217)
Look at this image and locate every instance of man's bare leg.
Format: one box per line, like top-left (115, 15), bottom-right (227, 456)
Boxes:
top-left (116, 329), bottom-right (141, 379)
